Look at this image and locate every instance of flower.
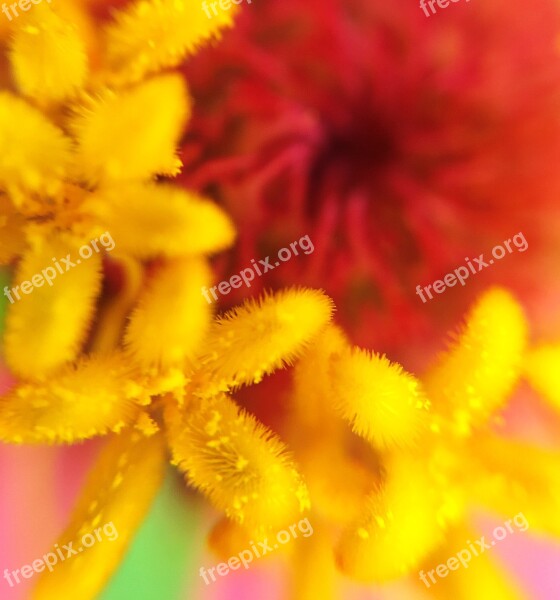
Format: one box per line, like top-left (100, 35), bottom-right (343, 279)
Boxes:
top-left (1, 1), bottom-right (560, 599)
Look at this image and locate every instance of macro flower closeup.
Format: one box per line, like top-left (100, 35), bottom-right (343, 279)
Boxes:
top-left (1, 0), bottom-right (559, 599)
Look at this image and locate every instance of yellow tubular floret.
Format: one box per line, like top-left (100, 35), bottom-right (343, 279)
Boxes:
top-left (81, 183), bottom-right (235, 259)
top-left (291, 520), bottom-right (336, 600)
top-left (330, 347), bottom-right (431, 450)
top-left (104, 0), bottom-right (238, 84)
top-left (196, 288), bottom-right (334, 393)
top-left (0, 354), bottom-right (146, 444)
top-left (291, 325), bottom-right (377, 524)
top-left (294, 440), bottom-right (378, 526)
top-left (166, 394), bottom-right (310, 530)
top-left (125, 257), bottom-right (213, 369)
top-left (292, 323), bottom-right (349, 431)
top-left (9, 4), bottom-right (88, 102)
top-left (423, 287), bottom-right (527, 436)
top-left (4, 234), bottom-right (102, 378)
top-left (0, 93), bottom-right (72, 201)
top-left (336, 455), bottom-right (447, 582)
top-left (33, 430), bottom-right (166, 600)
top-left (71, 75), bottom-right (189, 184)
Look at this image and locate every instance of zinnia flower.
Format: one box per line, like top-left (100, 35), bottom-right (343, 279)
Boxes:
top-left (1, 0), bottom-right (560, 599)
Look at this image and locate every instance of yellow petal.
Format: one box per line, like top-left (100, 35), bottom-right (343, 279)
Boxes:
top-left (125, 257), bottom-right (213, 369)
top-left (0, 354), bottom-right (144, 444)
top-left (0, 93), bottom-right (71, 200)
top-left (33, 429), bottom-right (166, 600)
top-left (466, 434), bottom-right (560, 538)
top-left (81, 183), bottom-right (235, 258)
top-left (291, 520), bottom-right (337, 600)
top-left (290, 325), bottom-right (376, 524)
top-left (4, 232), bottom-right (102, 377)
top-left (524, 343), bottom-right (560, 411)
top-left (330, 347), bottom-right (431, 450)
top-left (295, 440), bottom-right (377, 526)
top-left (71, 75), bottom-right (189, 184)
top-left (420, 524), bottom-right (525, 600)
top-left (423, 287), bottom-right (527, 437)
top-left (196, 288), bottom-right (334, 393)
top-left (104, 0), bottom-right (237, 84)
top-left (291, 323), bottom-right (349, 431)
top-left (0, 195), bottom-right (26, 264)
top-left (166, 393), bottom-right (310, 530)
top-left (9, 4), bottom-right (88, 102)
top-left (336, 455), bottom-right (447, 582)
